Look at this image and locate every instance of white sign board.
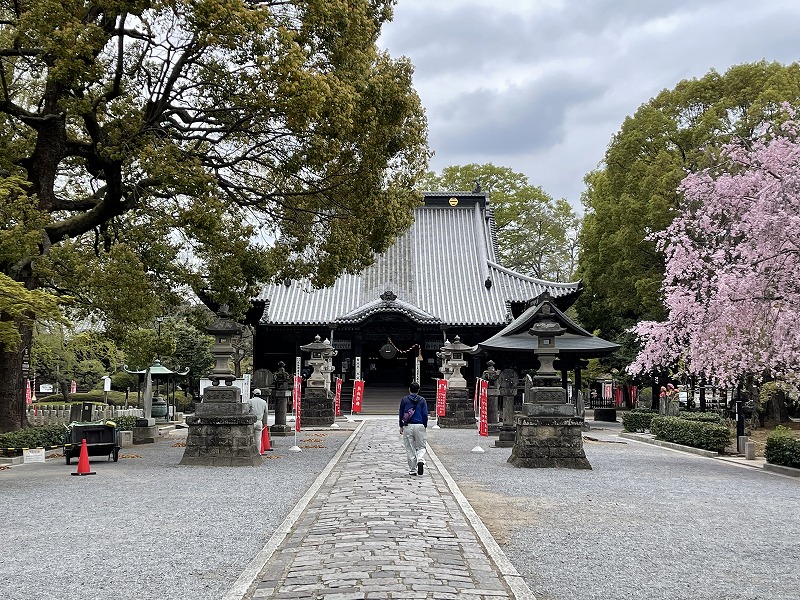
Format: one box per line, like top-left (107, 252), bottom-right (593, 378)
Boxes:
top-left (23, 448), bottom-right (46, 463)
top-left (199, 373), bottom-right (251, 402)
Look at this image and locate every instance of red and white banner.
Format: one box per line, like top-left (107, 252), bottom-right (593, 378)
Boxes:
top-left (352, 379), bottom-right (364, 413)
top-left (70, 380), bottom-right (77, 394)
top-left (603, 382), bottom-right (613, 399)
top-left (436, 379), bottom-right (447, 417)
top-left (478, 379), bottom-right (489, 437)
top-left (292, 374), bottom-right (302, 411)
top-left (294, 375), bottom-right (302, 432)
top-left (25, 379), bottom-right (31, 405)
top-left (334, 377), bottom-right (342, 416)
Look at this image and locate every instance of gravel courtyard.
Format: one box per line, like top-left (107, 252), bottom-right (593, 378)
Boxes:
top-left (2, 419), bottom-right (798, 600)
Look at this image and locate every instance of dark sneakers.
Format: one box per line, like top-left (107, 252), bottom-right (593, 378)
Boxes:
top-left (408, 470), bottom-right (417, 476)
top-left (417, 461), bottom-right (424, 476)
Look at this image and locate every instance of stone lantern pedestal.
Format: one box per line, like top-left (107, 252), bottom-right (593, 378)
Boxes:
top-left (180, 309), bottom-right (264, 467)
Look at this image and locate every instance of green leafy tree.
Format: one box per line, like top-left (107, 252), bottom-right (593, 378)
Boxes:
top-left (0, 0), bottom-right (428, 431)
top-left (74, 358), bottom-right (105, 389)
top-left (419, 164), bottom-right (580, 281)
top-left (166, 318), bottom-right (214, 397)
top-left (577, 61), bottom-right (800, 342)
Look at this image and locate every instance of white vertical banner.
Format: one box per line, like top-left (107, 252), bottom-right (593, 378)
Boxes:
top-left (414, 349), bottom-right (421, 384)
top-left (295, 356), bottom-right (302, 376)
top-left (354, 356), bottom-right (362, 381)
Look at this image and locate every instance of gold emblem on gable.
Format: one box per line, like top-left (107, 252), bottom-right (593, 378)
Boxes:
top-left (448, 197), bottom-right (458, 206)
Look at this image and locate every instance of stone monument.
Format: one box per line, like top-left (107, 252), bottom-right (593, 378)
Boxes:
top-left (180, 309), bottom-right (264, 466)
top-left (437, 335), bottom-right (476, 428)
top-left (508, 299), bottom-right (591, 469)
top-left (299, 335), bottom-right (336, 427)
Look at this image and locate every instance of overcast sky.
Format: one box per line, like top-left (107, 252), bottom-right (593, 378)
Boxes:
top-left (378, 0), bottom-right (800, 210)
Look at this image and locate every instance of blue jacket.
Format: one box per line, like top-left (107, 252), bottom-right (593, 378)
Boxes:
top-left (399, 393), bottom-right (428, 428)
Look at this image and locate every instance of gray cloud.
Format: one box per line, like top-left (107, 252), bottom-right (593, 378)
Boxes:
top-left (434, 77), bottom-right (604, 156)
top-left (379, 0), bottom-right (800, 206)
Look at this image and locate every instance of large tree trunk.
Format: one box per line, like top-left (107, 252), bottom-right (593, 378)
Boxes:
top-left (0, 322), bottom-right (32, 432)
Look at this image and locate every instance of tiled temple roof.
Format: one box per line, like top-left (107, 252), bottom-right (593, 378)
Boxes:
top-left (257, 193), bottom-right (582, 327)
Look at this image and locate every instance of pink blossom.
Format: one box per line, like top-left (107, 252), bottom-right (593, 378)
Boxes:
top-left (629, 113), bottom-right (800, 386)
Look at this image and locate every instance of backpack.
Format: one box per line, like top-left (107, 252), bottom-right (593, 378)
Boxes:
top-left (402, 395), bottom-right (420, 425)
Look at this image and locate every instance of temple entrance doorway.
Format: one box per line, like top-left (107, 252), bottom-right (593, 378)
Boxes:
top-left (363, 338), bottom-right (413, 387)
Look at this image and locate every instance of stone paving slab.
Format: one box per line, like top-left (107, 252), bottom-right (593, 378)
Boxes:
top-left (226, 419), bottom-right (533, 600)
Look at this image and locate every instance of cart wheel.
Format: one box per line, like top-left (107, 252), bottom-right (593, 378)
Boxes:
top-left (113, 448), bottom-right (119, 462)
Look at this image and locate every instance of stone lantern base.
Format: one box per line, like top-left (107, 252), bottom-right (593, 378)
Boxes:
top-left (437, 388), bottom-right (476, 428)
top-left (179, 397), bottom-right (264, 467)
top-left (507, 413), bottom-right (591, 469)
top-left (301, 387), bottom-right (334, 427)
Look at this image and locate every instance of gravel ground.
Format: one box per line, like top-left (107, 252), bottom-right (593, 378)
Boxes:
top-left (0, 424), bottom-right (356, 600)
top-left (4, 419), bottom-right (800, 600)
top-left (427, 422), bottom-right (800, 600)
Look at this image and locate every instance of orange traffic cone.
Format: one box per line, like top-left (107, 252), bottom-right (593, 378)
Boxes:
top-left (260, 426), bottom-right (272, 453)
top-left (71, 438), bottom-right (96, 476)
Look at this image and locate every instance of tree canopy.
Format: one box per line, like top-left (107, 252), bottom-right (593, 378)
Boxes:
top-left (418, 163), bottom-right (580, 282)
top-left (629, 110), bottom-right (800, 386)
top-left (0, 0), bottom-right (429, 431)
top-left (577, 61), bottom-right (800, 341)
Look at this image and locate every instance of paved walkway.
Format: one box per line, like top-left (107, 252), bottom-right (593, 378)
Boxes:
top-left (225, 419), bottom-right (534, 600)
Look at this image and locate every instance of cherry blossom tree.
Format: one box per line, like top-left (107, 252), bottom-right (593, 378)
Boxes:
top-left (629, 111), bottom-right (800, 387)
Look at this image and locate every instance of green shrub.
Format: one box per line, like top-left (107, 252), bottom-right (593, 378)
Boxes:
top-left (677, 411), bottom-right (722, 423)
top-left (650, 415), bottom-right (731, 452)
top-left (765, 426), bottom-right (800, 468)
top-left (0, 424), bottom-right (67, 454)
top-left (108, 415), bottom-right (138, 431)
top-left (622, 409), bottom-right (656, 432)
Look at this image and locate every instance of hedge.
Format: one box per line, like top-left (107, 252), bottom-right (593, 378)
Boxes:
top-left (621, 409), bottom-right (656, 432)
top-left (765, 426), bottom-right (800, 468)
top-left (650, 415), bottom-right (730, 452)
top-left (0, 424), bottom-right (67, 454)
top-left (676, 411), bottom-right (722, 423)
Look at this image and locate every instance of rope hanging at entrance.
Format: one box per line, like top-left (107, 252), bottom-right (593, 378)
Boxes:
top-left (385, 337), bottom-right (423, 359)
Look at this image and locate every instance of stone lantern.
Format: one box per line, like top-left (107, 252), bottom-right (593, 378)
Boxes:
top-left (270, 361), bottom-right (293, 437)
top-left (299, 335), bottom-right (336, 426)
top-left (481, 360), bottom-right (501, 434)
top-left (437, 334), bottom-right (476, 428)
top-left (180, 307), bottom-right (263, 466)
top-left (439, 335), bottom-right (471, 389)
top-left (508, 295), bottom-right (590, 469)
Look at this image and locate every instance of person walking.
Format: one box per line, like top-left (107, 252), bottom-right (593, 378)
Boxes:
top-left (399, 382), bottom-right (428, 476)
top-left (248, 388), bottom-right (268, 449)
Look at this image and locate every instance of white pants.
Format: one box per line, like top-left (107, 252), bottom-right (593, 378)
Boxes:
top-left (254, 420), bottom-right (263, 448)
top-left (403, 424), bottom-right (427, 471)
